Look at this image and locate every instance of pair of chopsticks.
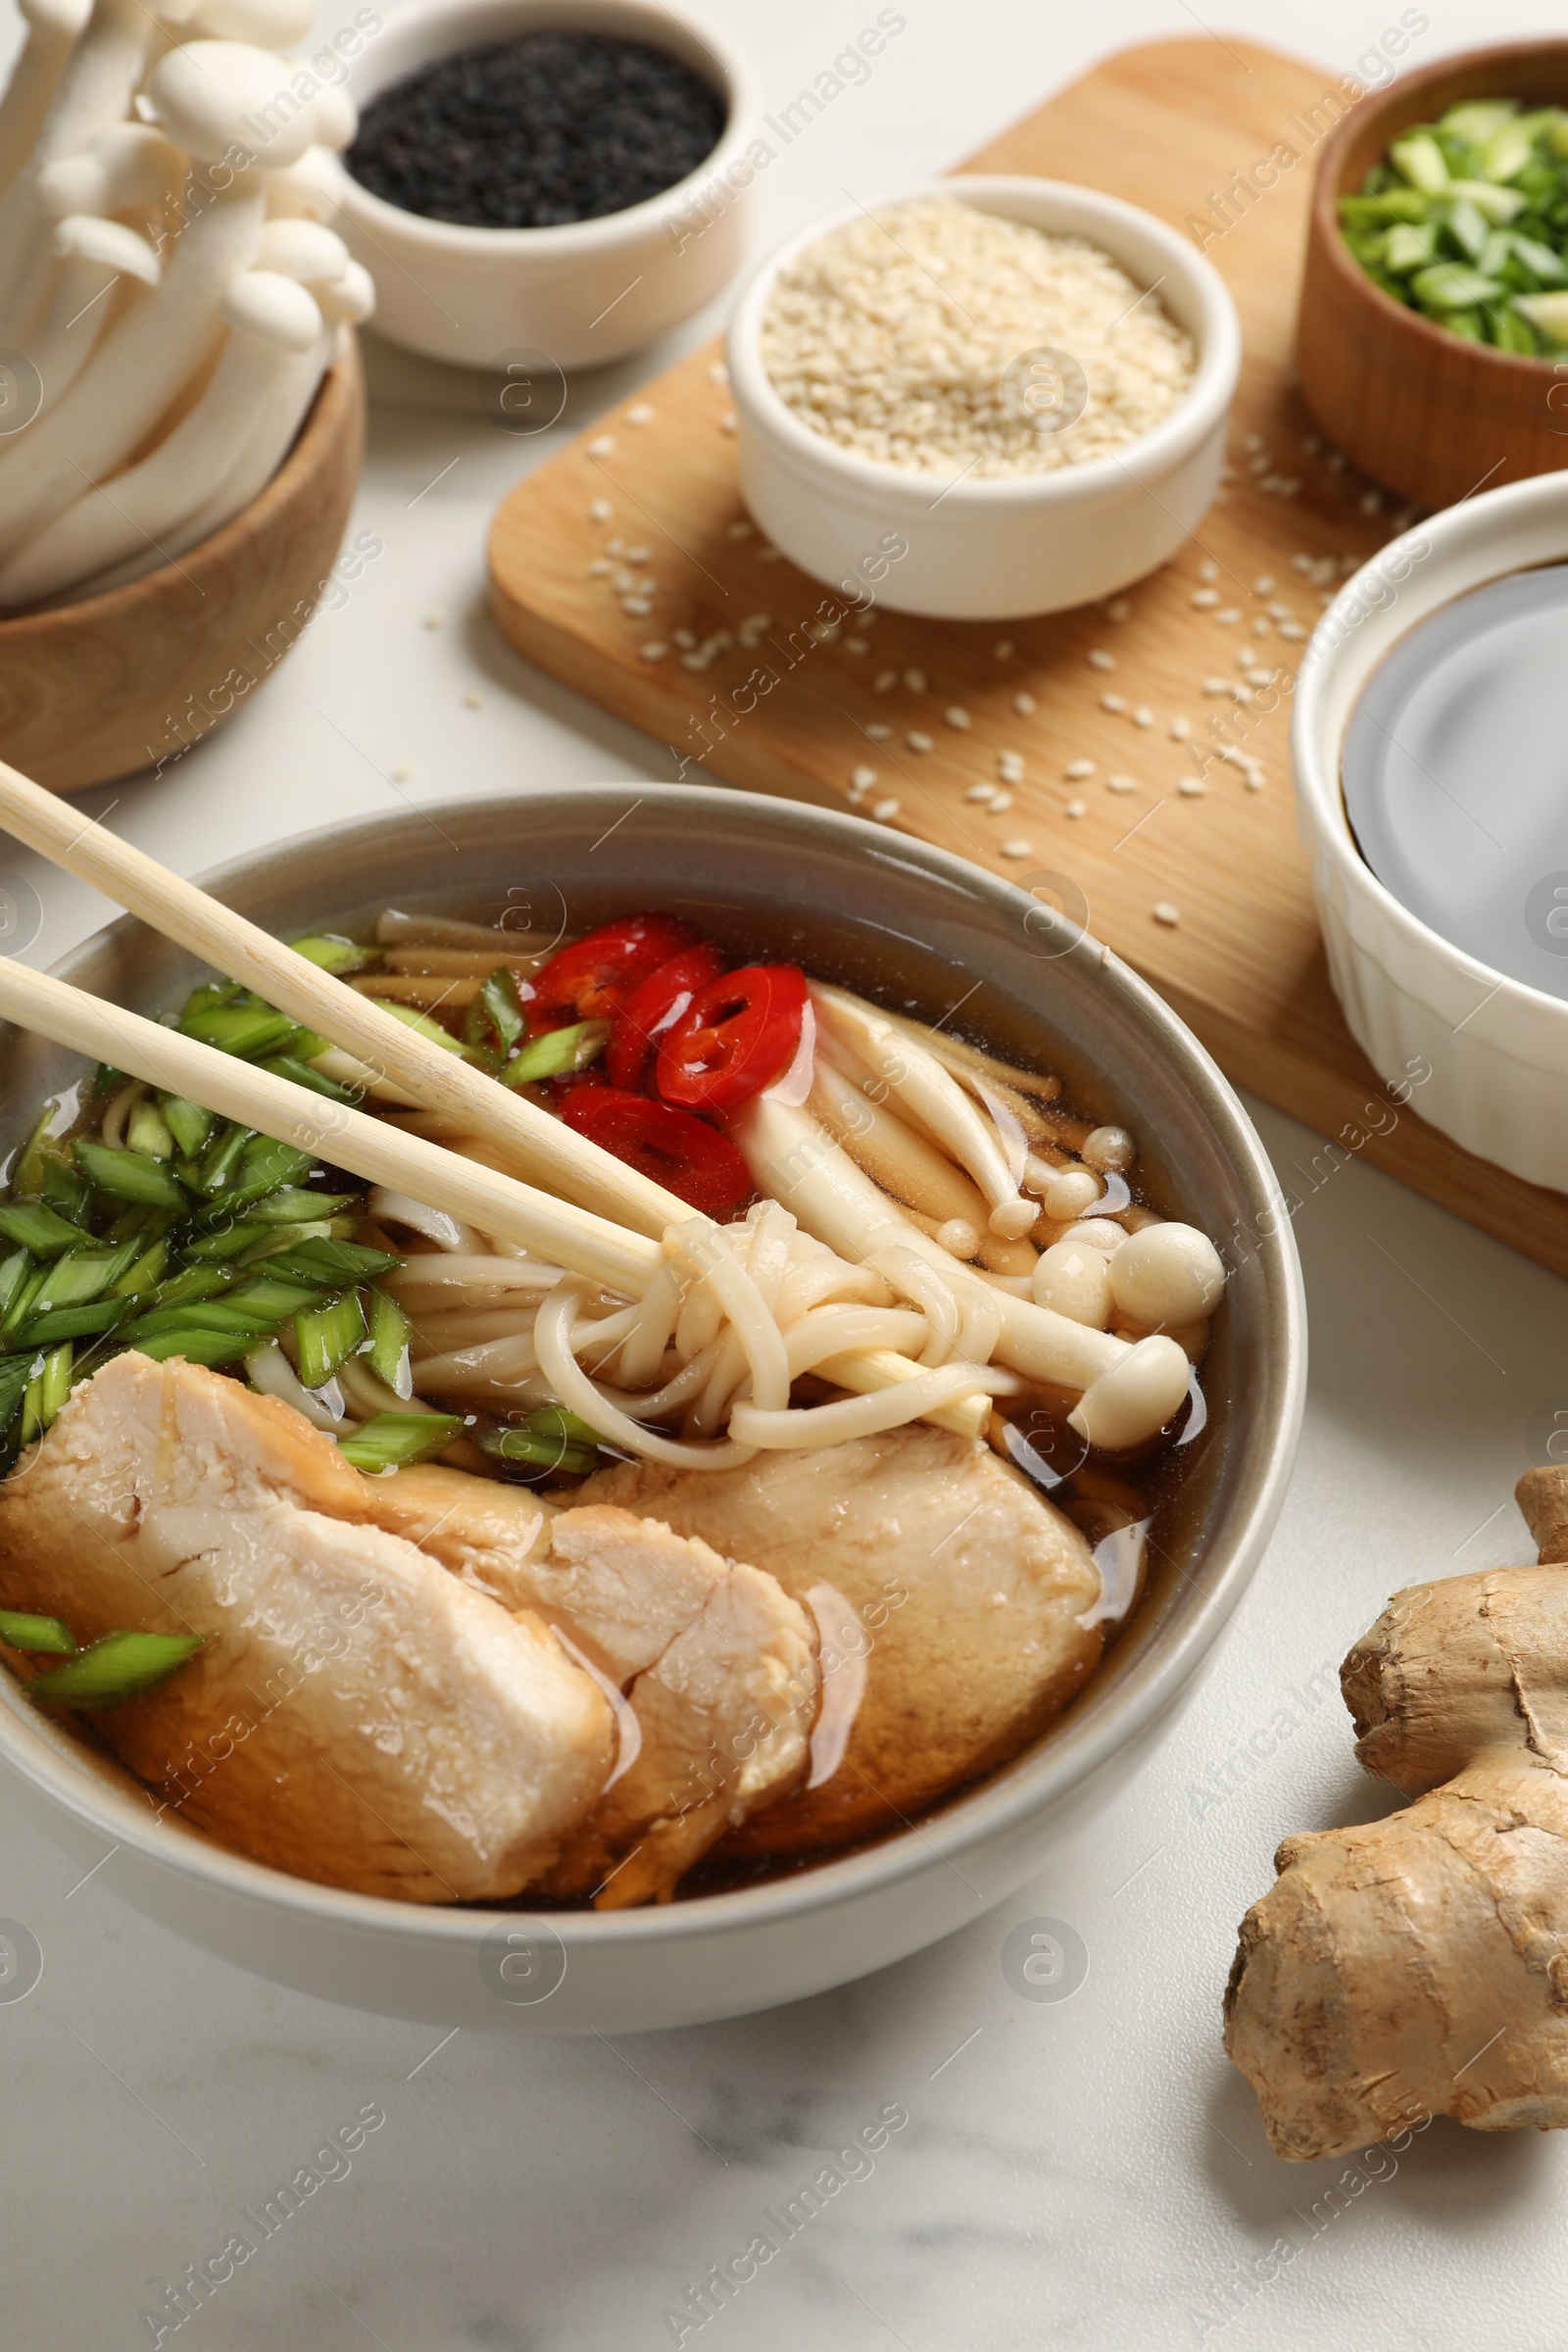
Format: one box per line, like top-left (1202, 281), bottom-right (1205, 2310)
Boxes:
top-left (0, 761), bottom-right (987, 1440)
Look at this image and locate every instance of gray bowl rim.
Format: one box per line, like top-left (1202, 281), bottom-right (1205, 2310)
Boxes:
top-left (0, 783), bottom-right (1305, 1957)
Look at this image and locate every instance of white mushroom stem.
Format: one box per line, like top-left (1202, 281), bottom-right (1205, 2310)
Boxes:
top-left (0, 169), bottom-right (262, 560)
top-left (0, 264), bottom-right (319, 604)
top-left (144, 38), bottom-right (329, 171)
top-left (262, 142), bottom-right (341, 220)
top-left (256, 213), bottom-right (348, 283)
top-left (34, 120), bottom-right (185, 222)
top-left (192, 0), bottom-right (314, 42)
top-left (730, 1090), bottom-right (1189, 1445)
top-left (24, 212), bottom-right (158, 407)
top-left (811, 983), bottom-right (1038, 1239)
top-left (0, 0), bottom-right (94, 207)
top-left (0, 0), bottom-right (163, 341)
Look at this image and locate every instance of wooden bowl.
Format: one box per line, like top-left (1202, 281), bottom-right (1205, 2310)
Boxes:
top-left (1297, 41), bottom-right (1568, 511)
top-left (0, 333), bottom-right (367, 794)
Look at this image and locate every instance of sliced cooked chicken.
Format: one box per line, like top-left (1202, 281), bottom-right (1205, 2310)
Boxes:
top-left (359, 1462), bottom-right (556, 1611)
top-left (577, 1426), bottom-right (1103, 1854)
top-left (534, 1508), bottom-right (817, 1907)
top-left (0, 1354), bottom-right (614, 1902)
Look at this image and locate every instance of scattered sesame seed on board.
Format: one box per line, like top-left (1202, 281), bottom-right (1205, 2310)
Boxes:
top-left (1000, 839), bottom-right (1033, 859)
top-left (1065, 798), bottom-right (1086, 819)
top-left (1013, 691), bottom-right (1037, 715)
top-left (1215, 607), bottom-right (1241, 624)
top-left (945, 706), bottom-right (971, 729)
top-left (873, 798), bottom-right (901, 821)
top-left (1153, 902), bottom-right (1180, 926)
top-left (1253, 573), bottom-right (1274, 593)
top-left (905, 667), bottom-right (928, 692)
top-left (1107, 773), bottom-right (1137, 794)
top-left (589, 498), bottom-right (613, 521)
top-left (393, 761), bottom-right (414, 782)
top-left (994, 639), bottom-right (1015, 659)
top-left (1105, 597), bottom-right (1132, 621)
top-left (1199, 559), bottom-right (1218, 582)
top-left (423, 608), bottom-right (444, 629)
top-left (725, 517), bottom-right (752, 538)
top-left (1178, 775), bottom-right (1205, 797)
top-left (966, 782), bottom-right (999, 804)
top-left (1131, 706), bottom-right (1152, 728)
top-left (1100, 691), bottom-right (1126, 713)
top-left (1065, 759), bottom-right (1095, 779)
top-left (907, 732), bottom-right (933, 753)
top-left (1088, 649), bottom-right (1115, 670)
top-left (718, 413), bottom-right (738, 434)
top-left (709, 360), bottom-right (729, 384)
top-left (641, 642), bottom-right (667, 661)
top-left (989, 791), bottom-right (1014, 813)
top-left (874, 669), bottom-right (898, 692)
top-left (1191, 588), bottom-right (1219, 609)
top-left (626, 404), bottom-right (655, 425)
top-left (853, 765), bottom-right (879, 791)
top-left (1201, 677), bottom-right (1229, 696)
top-left (998, 753), bottom-right (1025, 782)
top-left (1170, 716), bottom-right (1193, 740)
top-left (865, 722), bottom-right (892, 740)
top-left (463, 690), bottom-right (483, 710)
top-left (588, 434), bottom-right (615, 457)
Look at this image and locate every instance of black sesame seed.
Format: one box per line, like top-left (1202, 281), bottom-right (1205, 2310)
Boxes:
top-left (346, 32), bottom-right (727, 229)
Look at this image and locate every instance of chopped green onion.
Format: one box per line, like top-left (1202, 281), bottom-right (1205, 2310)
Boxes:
top-left (0, 1200), bottom-right (88, 1257)
top-left (266, 1239), bottom-right (400, 1286)
top-left (179, 1003), bottom-right (299, 1060)
top-left (1392, 132), bottom-right (1449, 194)
top-left (0, 1610), bottom-right (76, 1655)
top-left (124, 1099), bottom-right (174, 1159)
top-left (1516, 289), bottom-right (1568, 343)
top-left (464, 966), bottom-right (527, 1068)
top-left (194, 1121), bottom-right (253, 1197)
top-left (1447, 177), bottom-right (1527, 224)
top-left (337, 1411), bottom-right (463, 1473)
top-left (221, 1274), bottom-right (323, 1322)
top-left (0, 1266), bottom-right (46, 1343)
top-left (130, 1327), bottom-right (260, 1366)
top-left (157, 1095), bottom-right (215, 1159)
top-left (32, 1245), bottom-right (135, 1311)
top-left (17, 1299), bottom-right (130, 1346)
top-left (477, 1426), bottom-right (600, 1475)
top-left (151, 1264), bottom-right (236, 1308)
top-left (0, 1250), bottom-right (27, 1315)
top-left (288, 934), bottom-right (381, 975)
top-left (256, 1054), bottom-right (360, 1102)
top-left (178, 980), bottom-right (244, 1024)
top-left (366, 1286), bottom-right (413, 1396)
top-left (72, 1140), bottom-right (186, 1208)
top-left (243, 1187), bottom-right (356, 1227)
top-left (0, 1351), bottom-right (36, 1427)
top-left (1481, 120), bottom-right (1536, 183)
top-left (372, 1002), bottom-right (468, 1054)
top-left (27, 1630), bottom-right (203, 1709)
top-left (502, 1019), bottom-right (611, 1086)
top-left (182, 1223), bottom-right (270, 1262)
top-left (111, 1238), bottom-right (169, 1297)
top-left (39, 1152), bottom-right (92, 1224)
top-left (128, 1303), bottom-right (278, 1346)
top-left (9, 1102), bottom-right (59, 1199)
top-left (1409, 261), bottom-right (1503, 310)
top-left (234, 1220), bottom-right (355, 1264)
top-left (20, 1344), bottom-right (72, 1443)
top-left (295, 1288), bottom-right (368, 1388)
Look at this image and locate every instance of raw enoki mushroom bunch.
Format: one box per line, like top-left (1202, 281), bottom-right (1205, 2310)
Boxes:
top-left (0, 0), bottom-right (372, 609)
top-left (332, 940), bottom-right (1225, 1466)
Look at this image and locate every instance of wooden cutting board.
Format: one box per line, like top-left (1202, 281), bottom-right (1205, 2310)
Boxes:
top-left (488, 35), bottom-right (1568, 1280)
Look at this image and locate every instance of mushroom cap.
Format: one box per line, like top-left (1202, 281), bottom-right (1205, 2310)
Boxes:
top-left (220, 267), bottom-right (323, 353)
top-left (50, 215), bottom-right (162, 287)
top-left (314, 257), bottom-right (373, 324)
top-left (1107, 1221), bottom-right (1227, 1330)
top-left (145, 39), bottom-right (319, 168)
top-left (263, 144), bottom-right (341, 222)
top-left (192, 0), bottom-right (314, 43)
top-left (256, 217), bottom-right (349, 284)
top-left (36, 124), bottom-right (185, 221)
top-left (18, 0), bottom-right (93, 39)
top-left (309, 82), bottom-right (358, 153)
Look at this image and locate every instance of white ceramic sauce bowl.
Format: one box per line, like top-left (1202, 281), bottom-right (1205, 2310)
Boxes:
top-left (0, 788), bottom-right (1303, 2032)
top-left (725, 175), bottom-right (1242, 622)
top-left (321, 0), bottom-right (760, 369)
top-left (1293, 470), bottom-right (1568, 1191)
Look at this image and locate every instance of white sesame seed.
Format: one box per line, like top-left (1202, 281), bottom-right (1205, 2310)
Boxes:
top-left (1243, 666), bottom-right (1273, 686)
top-left (874, 669), bottom-right (898, 692)
top-left (1178, 775), bottom-right (1205, 796)
top-left (1231, 684), bottom-right (1253, 704)
top-left (672, 628), bottom-right (697, 649)
top-left (853, 764), bottom-right (879, 790)
top-left (626, 404), bottom-right (655, 427)
top-left (1252, 573), bottom-right (1274, 593)
top-left (726, 517), bottom-right (753, 538)
top-left (905, 667), bottom-right (928, 693)
top-left (1065, 798), bottom-right (1086, 819)
top-left (641, 642), bottom-right (668, 662)
top-left (612, 570), bottom-right (635, 594)
top-left (1100, 692), bottom-right (1126, 713)
top-left (873, 797), bottom-right (901, 821)
top-left (759, 546), bottom-right (780, 562)
top-left (589, 498), bottom-right (613, 522)
top-left (392, 760), bottom-right (414, 781)
top-left (1278, 620), bottom-right (1306, 642)
top-left (587, 559), bottom-right (612, 578)
top-left (847, 638), bottom-right (870, 656)
top-left (1192, 588), bottom-right (1220, 609)
top-left (1291, 552), bottom-right (1312, 572)
top-left (1013, 691), bottom-right (1037, 716)
top-left (994, 639), bottom-right (1015, 659)
top-left (1065, 758), bottom-right (1095, 779)
top-left (607, 536), bottom-right (625, 554)
top-left (1107, 773), bottom-right (1137, 794)
top-left (1000, 839), bottom-right (1033, 859)
top-left (588, 434), bottom-right (615, 457)
top-left (1243, 432), bottom-right (1264, 454)
top-left (1105, 596), bottom-right (1132, 622)
top-left (1088, 648), bottom-right (1116, 670)
top-left (626, 545), bottom-right (651, 564)
top-left (1359, 488), bottom-right (1383, 514)
top-left (718, 413), bottom-right (738, 435)
top-left (1170, 716), bottom-right (1193, 740)
top-left (966, 782), bottom-right (999, 804)
top-left (989, 790), bottom-right (1014, 813)
top-left (710, 360), bottom-right (730, 385)
top-left (1199, 560), bottom-right (1218, 582)
top-left (945, 706), bottom-right (971, 730)
top-left (463, 690), bottom-right (483, 710)
top-left (1200, 677), bottom-right (1229, 696)
top-left (998, 753), bottom-right (1025, 783)
top-left (1153, 901), bottom-right (1180, 926)
top-left (741, 612), bottom-right (771, 634)
top-left (907, 732), bottom-right (933, 753)
top-left (1215, 607), bottom-right (1241, 624)
top-left (622, 598), bottom-right (653, 616)
top-left (1131, 706), bottom-right (1152, 728)
top-left (865, 722), bottom-right (893, 740)
top-left (1244, 773), bottom-right (1265, 792)
top-left (1339, 553), bottom-right (1360, 575)
top-left (423, 607), bottom-right (444, 630)
top-left (1266, 602), bottom-right (1293, 621)
top-left (1251, 616), bottom-right (1271, 636)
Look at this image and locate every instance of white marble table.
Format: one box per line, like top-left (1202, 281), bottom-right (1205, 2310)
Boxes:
top-left (6, 4), bottom-right (1568, 2345)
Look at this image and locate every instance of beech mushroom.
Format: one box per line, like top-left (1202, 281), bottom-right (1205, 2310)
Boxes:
top-left (1108, 1221), bottom-right (1226, 1330)
top-left (191, 0), bottom-right (313, 39)
top-left (0, 266), bottom-right (321, 604)
top-left (33, 118), bottom-right (184, 224)
top-left (26, 211), bottom-right (159, 405)
top-left (0, 0), bottom-right (93, 206)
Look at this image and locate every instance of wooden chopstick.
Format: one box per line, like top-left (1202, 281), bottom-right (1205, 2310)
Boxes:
top-left (0, 956), bottom-right (662, 1295)
top-left (0, 760), bottom-right (686, 1241)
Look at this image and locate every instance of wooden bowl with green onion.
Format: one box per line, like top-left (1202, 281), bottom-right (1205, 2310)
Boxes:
top-left (1297, 40), bottom-right (1568, 511)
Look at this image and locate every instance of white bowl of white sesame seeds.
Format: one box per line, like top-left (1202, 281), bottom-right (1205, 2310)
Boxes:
top-left (726, 176), bottom-right (1241, 621)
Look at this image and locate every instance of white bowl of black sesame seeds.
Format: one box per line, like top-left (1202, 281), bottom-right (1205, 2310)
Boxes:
top-left (726, 176), bottom-right (1242, 621)
top-left (322, 0), bottom-right (761, 369)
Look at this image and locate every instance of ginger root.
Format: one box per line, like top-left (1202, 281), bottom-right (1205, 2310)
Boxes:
top-left (1223, 1466), bottom-right (1568, 2161)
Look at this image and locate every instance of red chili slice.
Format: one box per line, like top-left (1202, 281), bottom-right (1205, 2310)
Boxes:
top-left (529, 914), bottom-right (698, 1031)
top-left (656, 963), bottom-right (808, 1112)
top-left (561, 1087), bottom-right (752, 1219)
top-left (605, 941), bottom-right (727, 1093)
